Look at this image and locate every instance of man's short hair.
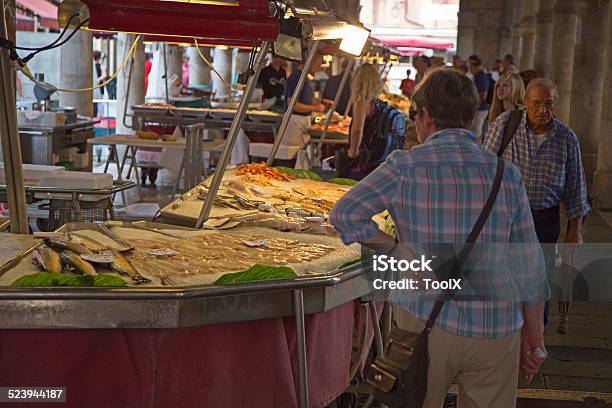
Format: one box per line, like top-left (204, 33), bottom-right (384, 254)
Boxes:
top-left (411, 68), bottom-right (479, 130)
top-left (93, 50), bottom-right (102, 60)
top-left (468, 54), bottom-right (482, 66)
top-left (525, 77), bottom-right (559, 100)
top-left (503, 54), bottom-right (515, 65)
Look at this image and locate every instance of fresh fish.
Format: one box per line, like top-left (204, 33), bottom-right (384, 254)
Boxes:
top-left (77, 236), bottom-right (109, 253)
top-left (46, 236), bottom-right (93, 256)
top-left (60, 250), bottom-right (97, 276)
top-left (31, 245), bottom-right (62, 274)
top-left (111, 251), bottom-right (150, 284)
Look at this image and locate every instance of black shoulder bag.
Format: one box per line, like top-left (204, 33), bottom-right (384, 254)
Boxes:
top-left (497, 109), bottom-right (522, 157)
top-left (366, 158), bottom-right (505, 408)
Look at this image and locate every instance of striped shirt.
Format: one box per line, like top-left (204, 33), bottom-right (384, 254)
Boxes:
top-left (483, 110), bottom-right (590, 220)
top-left (329, 128), bottom-right (549, 338)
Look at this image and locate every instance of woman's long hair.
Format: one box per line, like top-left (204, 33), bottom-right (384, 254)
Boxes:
top-left (488, 73), bottom-right (525, 123)
top-left (351, 63), bottom-right (383, 104)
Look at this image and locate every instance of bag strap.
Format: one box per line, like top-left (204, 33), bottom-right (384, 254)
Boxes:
top-left (424, 158), bottom-right (505, 331)
top-left (497, 109), bottom-right (522, 157)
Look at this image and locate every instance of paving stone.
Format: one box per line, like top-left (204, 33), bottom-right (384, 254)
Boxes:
top-left (546, 346), bottom-right (611, 362)
top-left (544, 375), bottom-right (612, 393)
top-left (544, 333), bottom-right (608, 349)
top-left (565, 302), bottom-right (612, 316)
top-left (541, 359), bottom-right (612, 379)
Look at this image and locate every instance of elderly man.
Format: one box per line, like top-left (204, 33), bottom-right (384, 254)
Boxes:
top-left (484, 78), bottom-right (590, 332)
top-left (330, 69), bottom-right (549, 407)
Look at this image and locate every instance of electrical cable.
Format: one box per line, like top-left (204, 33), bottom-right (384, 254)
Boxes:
top-left (13, 14), bottom-right (79, 51)
top-left (20, 35), bottom-right (142, 93)
top-left (20, 17), bottom-right (91, 63)
top-left (193, 38), bottom-right (237, 91)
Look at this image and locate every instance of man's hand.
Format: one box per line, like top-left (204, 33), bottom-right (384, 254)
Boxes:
top-left (520, 330), bottom-right (547, 384)
top-left (565, 218), bottom-right (583, 245)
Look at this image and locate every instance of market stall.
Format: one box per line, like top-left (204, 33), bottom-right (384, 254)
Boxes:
top-left (0, 2), bottom-right (382, 408)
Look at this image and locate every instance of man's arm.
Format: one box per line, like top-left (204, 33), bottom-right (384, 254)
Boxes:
top-left (482, 112), bottom-right (507, 151)
top-left (563, 133), bottom-right (590, 243)
top-left (329, 154), bottom-right (401, 245)
top-left (288, 97), bottom-right (324, 114)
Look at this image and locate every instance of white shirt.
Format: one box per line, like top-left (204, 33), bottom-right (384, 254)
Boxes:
top-left (534, 132), bottom-right (547, 149)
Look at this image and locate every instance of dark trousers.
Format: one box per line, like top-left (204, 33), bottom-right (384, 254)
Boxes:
top-left (531, 206), bottom-right (561, 325)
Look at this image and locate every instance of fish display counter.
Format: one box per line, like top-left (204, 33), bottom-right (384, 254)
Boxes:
top-left (0, 219), bottom-right (376, 407)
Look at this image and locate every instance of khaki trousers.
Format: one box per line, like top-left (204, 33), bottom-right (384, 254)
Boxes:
top-left (394, 306), bottom-right (520, 408)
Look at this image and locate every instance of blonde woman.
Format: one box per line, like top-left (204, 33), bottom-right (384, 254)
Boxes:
top-left (338, 63), bottom-right (384, 180)
top-left (488, 73), bottom-right (525, 124)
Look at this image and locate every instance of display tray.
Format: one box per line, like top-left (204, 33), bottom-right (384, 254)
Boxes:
top-left (0, 222), bottom-right (368, 329)
top-left (158, 166), bottom-right (353, 231)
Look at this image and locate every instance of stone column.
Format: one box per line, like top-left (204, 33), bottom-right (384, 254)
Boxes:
top-left (456, 0), bottom-right (478, 59)
top-left (59, 29), bottom-right (93, 117)
top-left (187, 46), bottom-right (211, 86)
top-left (594, 20), bottom-right (612, 209)
top-left (511, 0), bottom-right (525, 64)
top-left (232, 48), bottom-right (250, 83)
top-left (166, 45), bottom-right (182, 96)
top-left (498, 0), bottom-right (516, 57)
top-left (116, 33), bottom-right (145, 135)
top-left (472, 0), bottom-right (504, 66)
top-left (520, 0), bottom-right (540, 70)
top-left (533, 0), bottom-right (556, 77)
top-left (211, 47), bottom-right (232, 100)
top-left (569, 0), bottom-right (611, 181)
top-left (550, 0), bottom-right (579, 123)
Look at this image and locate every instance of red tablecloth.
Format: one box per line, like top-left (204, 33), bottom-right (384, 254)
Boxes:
top-left (0, 302), bottom-right (354, 408)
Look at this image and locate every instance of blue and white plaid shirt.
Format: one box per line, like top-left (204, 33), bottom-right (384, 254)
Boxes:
top-left (330, 128), bottom-right (549, 338)
top-left (483, 110), bottom-right (590, 220)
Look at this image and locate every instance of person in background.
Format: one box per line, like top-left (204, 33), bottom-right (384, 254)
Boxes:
top-left (322, 58), bottom-right (352, 114)
top-left (484, 78), bottom-right (590, 334)
top-left (399, 69), bottom-right (414, 97)
top-left (468, 54), bottom-right (491, 141)
top-left (93, 51), bottom-right (108, 117)
top-left (490, 58), bottom-right (503, 82)
top-left (282, 52), bottom-right (324, 149)
top-left (144, 53), bottom-right (153, 93)
top-left (487, 73), bottom-right (525, 126)
top-left (182, 53), bottom-right (189, 87)
top-left (413, 55), bottom-right (431, 87)
top-left (258, 57), bottom-right (287, 110)
top-left (520, 69), bottom-right (543, 89)
top-left (502, 54), bottom-right (520, 75)
top-left (452, 54), bottom-right (463, 71)
top-left (330, 68), bottom-right (549, 407)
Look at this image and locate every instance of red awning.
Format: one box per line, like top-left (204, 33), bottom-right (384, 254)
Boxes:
top-left (372, 35), bottom-right (453, 50)
top-left (16, 0), bottom-right (58, 30)
top-left (16, 11), bottom-right (35, 31)
top-left (80, 0), bottom-right (279, 43)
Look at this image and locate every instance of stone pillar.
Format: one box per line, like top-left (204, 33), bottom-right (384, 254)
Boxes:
top-left (59, 29), bottom-right (93, 117)
top-left (498, 0), bottom-right (516, 57)
top-left (550, 0), bottom-right (579, 123)
top-left (212, 47), bottom-right (232, 100)
top-left (511, 0), bottom-right (525, 64)
top-left (569, 0), bottom-right (611, 181)
top-left (533, 0), bottom-right (556, 77)
top-left (116, 34), bottom-right (145, 135)
top-left (594, 20), bottom-right (612, 209)
top-left (472, 0), bottom-right (504, 66)
top-left (456, 0), bottom-right (478, 59)
top-left (232, 48), bottom-right (250, 83)
top-left (166, 45), bottom-right (182, 95)
top-left (520, 0), bottom-right (540, 70)
top-left (187, 46), bottom-right (211, 86)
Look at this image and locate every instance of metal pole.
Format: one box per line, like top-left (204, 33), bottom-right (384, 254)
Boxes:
top-left (293, 289), bottom-right (309, 408)
top-left (0, 0), bottom-right (28, 233)
top-left (195, 42), bottom-right (271, 227)
top-left (163, 43), bottom-right (169, 104)
top-left (368, 301), bottom-right (384, 358)
top-left (317, 58), bottom-right (354, 149)
top-left (266, 40), bottom-right (321, 166)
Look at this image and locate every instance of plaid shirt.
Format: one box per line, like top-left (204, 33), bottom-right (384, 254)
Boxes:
top-left (483, 110), bottom-right (590, 220)
top-left (330, 128), bottom-right (549, 338)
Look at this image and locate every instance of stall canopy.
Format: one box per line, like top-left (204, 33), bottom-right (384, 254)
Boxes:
top-left (372, 35), bottom-right (453, 50)
top-left (16, 0), bottom-right (58, 30)
top-left (15, 11), bottom-right (35, 32)
top-left (78, 0), bottom-right (279, 42)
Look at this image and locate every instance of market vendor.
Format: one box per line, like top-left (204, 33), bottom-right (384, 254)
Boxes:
top-left (282, 52), bottom-right (325, 149)
top-left (258, 57), bottom-right (287, 111)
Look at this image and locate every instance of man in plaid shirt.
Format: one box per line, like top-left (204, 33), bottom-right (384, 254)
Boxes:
top-left (330, 69), bottom-right (549, 407)
top-left (484, 78), bottom-right (590, 332)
